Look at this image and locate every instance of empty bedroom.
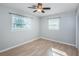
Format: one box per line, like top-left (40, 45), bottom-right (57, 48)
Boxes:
top-left (0, 3), bottom-right (79, 56)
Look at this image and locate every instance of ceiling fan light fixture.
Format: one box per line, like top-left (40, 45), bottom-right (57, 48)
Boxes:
top-left (36, 3), bottom-right (43, 12)
top-left (28, 3), bottom-right (51, 13)
top-left (37, 9), bottom-right (41, 12)
top-left (37, 8), bottom-right (43, 12)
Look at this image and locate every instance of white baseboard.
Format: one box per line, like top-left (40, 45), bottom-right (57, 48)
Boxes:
top-left (0, 37), bottom-right (39, 53)
top-left (40, 36), bottom-right (76, 47)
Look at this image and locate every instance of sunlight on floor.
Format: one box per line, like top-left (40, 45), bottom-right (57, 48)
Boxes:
top-left (48, 48), bottom-right (68, 56)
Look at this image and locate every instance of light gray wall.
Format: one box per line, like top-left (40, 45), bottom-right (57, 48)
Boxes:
top-left (40, 11), bottom-right (76, 45)
top-left (76, 7), bottom-right (79, 48)
top-left (0, 5), bottom-right (39, 51)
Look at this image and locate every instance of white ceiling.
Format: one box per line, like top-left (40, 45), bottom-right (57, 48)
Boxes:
top-left (0, 3), bottom-right (78, 17)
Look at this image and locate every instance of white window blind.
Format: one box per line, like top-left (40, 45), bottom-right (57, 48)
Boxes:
top-left (48, 18), bottom-right (60, 30)
top-left (11, 14), bottom-right (31, 31)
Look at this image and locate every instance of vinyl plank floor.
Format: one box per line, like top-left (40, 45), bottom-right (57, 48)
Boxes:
top-left (0, 39), bottom-right (78, 56)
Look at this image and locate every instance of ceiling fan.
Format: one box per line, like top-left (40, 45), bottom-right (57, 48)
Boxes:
top-left (28, 3), bottom-right (51, 13)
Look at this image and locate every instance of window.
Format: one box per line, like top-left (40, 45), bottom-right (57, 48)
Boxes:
top-left (11, 14), bottom-right (31, 31)
top-left (48, 18), bottom-right (60, 30)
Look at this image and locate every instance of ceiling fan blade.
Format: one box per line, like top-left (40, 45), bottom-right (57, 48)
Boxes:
top-left (28, 7), bottom-right (35, 9)
top-left (41, 10), bottom-right (45, 13)
top-left (33, 10), bottom-right (37, 12)
top-left (28, 5), bottom-right (36, 9)
top-left (43, 7), bottom-right (51, 10)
